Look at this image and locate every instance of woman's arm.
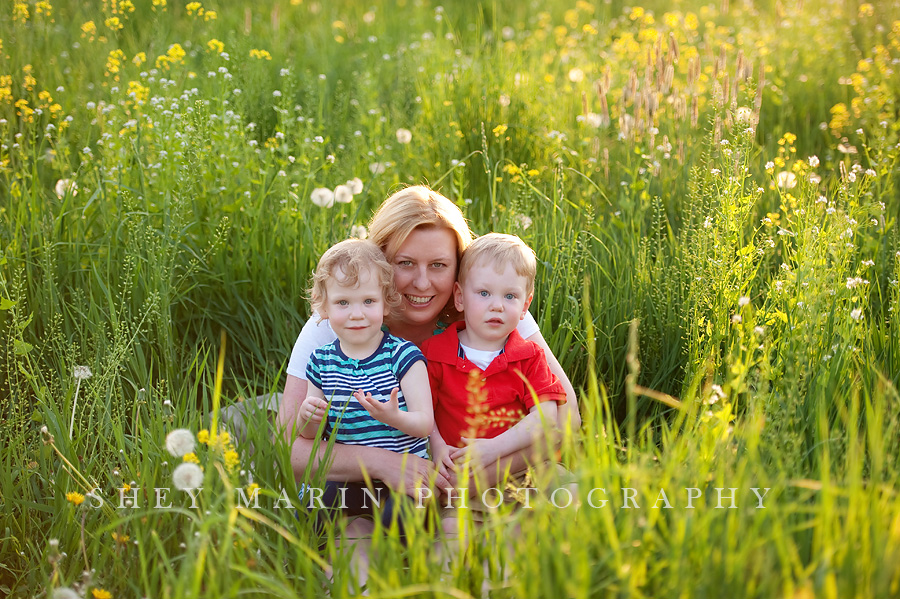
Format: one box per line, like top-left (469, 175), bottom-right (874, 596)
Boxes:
top-left (279, 374), bottom-right (449, 495)
top-left (526, 330), bottom-right (582, 431)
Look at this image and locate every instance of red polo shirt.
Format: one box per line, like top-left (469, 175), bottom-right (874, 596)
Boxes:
top-left (421, 321), bottom-right (566, 448)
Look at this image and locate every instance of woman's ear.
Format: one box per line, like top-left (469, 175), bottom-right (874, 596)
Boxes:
top-left (453, 281), bottom-right (465, 313)
top-left (520, 293), bottom-right (534, 319)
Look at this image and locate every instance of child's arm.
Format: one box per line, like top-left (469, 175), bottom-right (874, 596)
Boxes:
top-left (449, 400), bottom-right (559, 468)
top-left (297, 386), bottom-right (329, 440)
top-left (429, 425), bottom-right (454, 482)
top-left (355, 361), bottom-right (434, 438)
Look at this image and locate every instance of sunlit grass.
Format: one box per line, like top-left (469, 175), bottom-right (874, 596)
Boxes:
top-left (2, 0), bottom-right (900, 597)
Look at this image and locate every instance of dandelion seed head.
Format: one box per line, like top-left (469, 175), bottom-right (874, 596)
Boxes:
top-left (73, 365), bottom-right (92, 380)
top-left (172, 462), bottom-right (204, 490)
top-left (310, 187), bottom-right (335, 208)
top-left (346, 177), bottom-right (363, 195)
top-left (738, 296), bottom-right (750, 307)
top-left (850, 308), bottom-right (863, 321)
top-left (53, 589), bottom-right (81, 599)
top-left (165, 429), bottom-right (196, 457)
top-left (395, 128), bottom-right (412, 144)
top-left (350, 225), bottom-right (368, 239)
top-left (333, 184), bottom-right (354, 204)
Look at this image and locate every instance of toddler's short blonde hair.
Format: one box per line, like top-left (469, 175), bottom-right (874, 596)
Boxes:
top-left (458, 233), bottom-right (537, 296)
top-left (309, 239), bottom-right (401, 316)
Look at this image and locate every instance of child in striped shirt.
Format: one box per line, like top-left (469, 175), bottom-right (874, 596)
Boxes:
top-left (295, 239), bottom-right (432, 588)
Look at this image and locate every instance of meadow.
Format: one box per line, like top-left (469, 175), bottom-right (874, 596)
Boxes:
top-left (2, 0), bottom-right (900, 596)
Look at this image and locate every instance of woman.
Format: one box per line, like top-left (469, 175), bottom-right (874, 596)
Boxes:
top-left (276, 185), bottom-right (581, 496)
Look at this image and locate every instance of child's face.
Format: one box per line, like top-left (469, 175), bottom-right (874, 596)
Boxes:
top-left (321, 266), bottom-right (390, 352)
top-left (453, 259), bottom-right (533, 351)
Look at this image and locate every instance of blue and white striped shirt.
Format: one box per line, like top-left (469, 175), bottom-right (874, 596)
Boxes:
top-left (306, 332), bottom-right (429, 458)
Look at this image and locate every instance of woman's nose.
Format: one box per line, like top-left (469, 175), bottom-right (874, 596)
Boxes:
top-left (413, 267), bottom-right (430, 290)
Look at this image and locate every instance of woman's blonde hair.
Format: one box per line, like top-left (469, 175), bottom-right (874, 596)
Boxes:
top-left (309, 239), bottom-right (401, 317)
top-left (368, 186), bottom-right (474, 263)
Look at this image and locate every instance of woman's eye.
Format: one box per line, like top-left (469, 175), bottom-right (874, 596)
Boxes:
top-left (398, 260), bottom-right (413, 267)
top-left (431, 262), bottom-right (446, 268)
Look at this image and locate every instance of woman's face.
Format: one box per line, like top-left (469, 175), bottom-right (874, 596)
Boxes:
top-left (389, 226), bottom-right (459, 327)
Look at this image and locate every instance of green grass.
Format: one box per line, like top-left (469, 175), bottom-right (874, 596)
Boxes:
top-left (2, 0), bottom-right (900, 597)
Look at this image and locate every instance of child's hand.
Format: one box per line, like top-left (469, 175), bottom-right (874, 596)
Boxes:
top-left (450, 437), bottom-right (502, 471)
top-left (298, 395), bottom-right (328, 427)
top-left (431, 440), bottom-right (454, 481)
top-left (355, 387), bottom-right (401, 427)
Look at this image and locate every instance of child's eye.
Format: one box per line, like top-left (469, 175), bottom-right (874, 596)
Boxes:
top-left (337, 300), bottom-right (349, 306)
top-left (364, 299), bottom-right (375, 305)
top-left (479, 290), bottom-right (489, 297)
top-left (505, 293), bottom-right (516, 300)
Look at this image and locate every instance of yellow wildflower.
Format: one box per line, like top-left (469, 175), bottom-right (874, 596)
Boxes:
top-left (111, 532), bottom-right (129, 544)
top-left (106, 49), bottom-right (126, 75)
top-left (0, 76), bottom-right (13, 103)
top-left (127, 80), bottom-right (149, 103)
top-left (858, 3), bottom-right (874, 17)
top-left (527, 169), bottom-right (540, 177)
top-left (182, 452), bottom-right (200, 464)
top-left (685, 12), bottom-right (698, 30)
top-left (81, 21), bottom-right (97, 41)
top-left (92, 589), bottom-right (112, 599)
top-left (121, 482), bottom-right (131, 492)
top-left (249, 49), bottom-right (272, 60)
top-left (583, 23), bottom-right (597, 35)
top-left (119, 0), bottom-right (135, 13)
top-left (206, 39), bottom-right (224, 54)
top-left (246, 483), bottom-right (260, 495)
top-left (35, 1), bottom-right (52, 17)
top-left (105, 17), bottom-right (123, 31)
top-left (503, 164), bottom-right (520, 175)
top-left (13, 3), bottom-right (29, 22)
top-left (66, 491), bottom-right (85, 506)
top-left (151, 0), bottom-right (167, 9)
top-left (629, 6), bottom-right (644, 20)
top-left (224, 450), bottom-right (240, 472)
top-left (492, 124), bottom-right (508, 137)
top-left (204, 10), bottom-right (216, 20)
top-left (132, 52), bottom-right (146, 66)
top-left (197, 429), bottom-right (210, 444)
top-left (186, 2), bottom-right (204, 16)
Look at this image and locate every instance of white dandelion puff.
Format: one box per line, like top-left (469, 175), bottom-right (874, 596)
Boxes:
top-left (172, 462), bottom-right (204, 490)
top-left (368, 162), bottom-right (388, 175)
top-left (568, 68), bottom-right (585, 83)
top-left (738, 296), bottom-right (750, 307)
top-left (310, 187), bottom-right (335, 208)
top-left (346, 177), bottom-right (363, 194)
top-left (395, 128), bottom-right (412, 144)
top-left (850, 308), bottom-right (863, 321)
top-left (775, 171), bottom-right (797, 189)
top-left (735, 107), bottom-right (753, 124)
top-left (73, 366), bottom-right (92, 380)
top-left (52, 589), bottom-right (81, 599)
top-left (333, 184), bottom-right (354, 204)
top-left (350, 225), bottom-right (368, 239)
top-left (55, 179), bottom-right (78, 199)
top-left (165, 429), bottom-right (196, 457)
top-left (808, 155), bottom-right (819, 168)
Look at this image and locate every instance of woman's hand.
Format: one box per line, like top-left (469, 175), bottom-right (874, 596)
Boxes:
top-left (449, 437), bottom-right (503, 473)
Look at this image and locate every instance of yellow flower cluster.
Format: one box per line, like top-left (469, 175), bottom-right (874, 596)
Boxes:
top-left (156, 43), bottom-right (186, 69)
top-left (105, 16), bottom-right (123, 31)
top-left (249, 49), bottom-right (272, 60)
top-left (207, 39), bottom-right (225, 54)
top-left (126, 80), bottom-right (149, 103)
top-left (92, 589), bottom-right (112, 599)
top-left (196, 428), bottom-right (241, 473)
top-left (0, 76), bottom-right (12, 103)
top-left (35, 1), bottom-right (52, 17)
top-left (106, 49), bottom-right (126, 76)
top-left (152, 0), bottom-right (167, 10)
top-left (81, 21), bottom-right (97, 41)
top-left (66, 491), bottom-right (85, 505)
top-left (186, 2), bottom-right (204, 16)
top-left (13, 3), bottom-right (29, 22)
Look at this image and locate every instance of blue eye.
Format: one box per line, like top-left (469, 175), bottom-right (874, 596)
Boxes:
top-left (364, 299), bottom-right (374, 304)
top-left (338, 300), bottom-right (348, 306)
top-left (479, 291), bottom-right (489, 297)
top-left (505, 293), bottom-right (516, 300)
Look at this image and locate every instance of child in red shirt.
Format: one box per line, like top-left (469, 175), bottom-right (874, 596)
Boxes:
top-left (421, 233), bottom-right (566, 494)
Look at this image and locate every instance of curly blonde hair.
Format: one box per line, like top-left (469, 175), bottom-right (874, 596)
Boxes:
top-left (309, 239), bottom-right (401, 317)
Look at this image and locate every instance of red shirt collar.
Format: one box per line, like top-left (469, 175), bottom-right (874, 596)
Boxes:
top-left (426, 320), bottom-right (537, 365)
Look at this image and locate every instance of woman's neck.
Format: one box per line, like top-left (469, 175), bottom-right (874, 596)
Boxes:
top-left (385, 319), bottom-right (433, 347)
